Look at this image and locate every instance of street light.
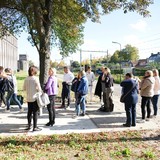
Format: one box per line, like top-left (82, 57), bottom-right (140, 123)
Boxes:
top-left (112, 41), bottom-right (122, 82)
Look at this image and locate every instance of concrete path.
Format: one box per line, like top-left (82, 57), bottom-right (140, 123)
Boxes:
top-left (0, 84), bottom-right (159, 136)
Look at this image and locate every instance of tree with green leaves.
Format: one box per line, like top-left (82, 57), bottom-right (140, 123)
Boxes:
top-left (121, 44), bottom-right (139, 61)
top-left (0, 0), bottom-right (153, 85)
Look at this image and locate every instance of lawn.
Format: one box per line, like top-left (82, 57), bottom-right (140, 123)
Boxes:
top-left (0, 130), bottom-right (159, 160)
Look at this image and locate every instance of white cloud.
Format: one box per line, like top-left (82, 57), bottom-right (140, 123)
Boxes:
top-left (130, 20), bottom-right (147, 31)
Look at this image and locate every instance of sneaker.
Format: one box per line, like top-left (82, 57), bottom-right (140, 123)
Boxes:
top-left (146, 118), bottom-right (150, 121)
top-left (123, 123), bottom-right (131, 127)
top-left (150, 115), bottom-right (156, 118)
top-left (5, 109), bottom-right (10, 113)
top-left (80, 113), bottom-right (85, 116)
top-left (33, 127), bottom-right (42, 131)
top-left (137, 119), bottom-right (145, 123)
top-left (20, 108), bottom-right (24, 112)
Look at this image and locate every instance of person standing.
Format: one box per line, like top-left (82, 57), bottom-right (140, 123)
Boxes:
top-left (23, 66), bottom-right (42, 131)
top-left (61, 66), bottom-right (74, 109)
top-left (76, 70), bottom-right (88, 116)
top-left (95, 67), bottom-right (105, 108)
top-left (45, 68), bottom-right (58, 126)
top-left (120, 73), bottom-right (138, 127)
top-left (101, 68), bottom-right (114, 112)
top-left (139, 70), bottom-right (155, 122)
top-left (71, 71), bottom-right (81, 117)
top-left (151, 69), bottom-right (160, 117)
top-left (86, 66), bottom-right (95, 102)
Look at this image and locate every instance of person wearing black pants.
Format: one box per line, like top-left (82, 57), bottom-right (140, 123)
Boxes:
top-left (23, 66), bottom-right (42, 131)
top-left (139, 70), bottom-right (155, 123)
top-left (46, 95), bottom-right (56, 126)
top-left (141, 96), bottom-right (151, 120)
top-left (27, 101), bottom-right (39, 130)
top-left (45, 68), bottom-right (58, 126)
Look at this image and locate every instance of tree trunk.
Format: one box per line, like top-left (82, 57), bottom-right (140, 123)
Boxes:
top-left (39, 49), bottom-right (50, 87)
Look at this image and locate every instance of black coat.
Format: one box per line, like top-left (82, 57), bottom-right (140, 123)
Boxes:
top-left (94, 74), bottom-right (102, 99)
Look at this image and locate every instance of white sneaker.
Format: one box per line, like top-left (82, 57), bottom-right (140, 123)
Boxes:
top-left (137, 119), bottom-right (145, 123)
top-left (146, 118), bottom-right (150, 121)
top-left (20, 108), bottom-right (24, 112)
top-left (5, 109), bottom-right (10, 113)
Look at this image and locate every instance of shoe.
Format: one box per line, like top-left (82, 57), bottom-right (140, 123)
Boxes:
top-left (33, 127), bottom-right (42, 131)
top-left (150, 115), bottom-right (156, 118)
top-left (123, 123), bottom-right (131, 127)
top-left (45, 122), bottom-right (55, 126)
top-left (20, 108), bottom-right (24, 112)
top-left (132, 124), bottom-right (136, 127)
top-left (80, 113), bottom-right (85, 116)
top-left (146, 118), bottom-right (150, 121)
top-left (25, 125), bottom-right (31, 130)
top-left (5, 109), bottom-right (10, 113)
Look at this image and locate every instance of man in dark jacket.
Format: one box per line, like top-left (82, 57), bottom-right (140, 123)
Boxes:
top-left (120, 73), bottom-right (138, 127)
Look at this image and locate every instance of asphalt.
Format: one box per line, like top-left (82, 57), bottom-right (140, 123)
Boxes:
top-left (0, 88), bottom-right (160, 136)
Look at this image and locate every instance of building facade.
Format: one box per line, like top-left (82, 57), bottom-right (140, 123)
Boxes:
top-left (0, 35), bottom-right (18, 71)
top-left (17, 54), bottom-right (29, 71)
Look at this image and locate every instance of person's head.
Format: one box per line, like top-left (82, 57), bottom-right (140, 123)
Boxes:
top-left (64, 66), bottom-right (69, 73)
top-left (49, 68), bottom-right (56, 76)
top-left (152, 69), bottom-right (159, 77)
top-left (87, 66), bottom-right (91, 72)
top-left (104, 67), bottom-right (111, 75)
top-left (101, 66), bottom-right (105, 73)
top-left (77, 71), bottom-right (81, 79)
top-left (5, 68), bottom-right (12, 75)
top-left (79, 70), bottom-right (86, 78)
top-left (145, 70), bottom-right (153, 77)
top-left (125, 73), bottom-right (133, 79)
top-left (28, 66), bottom-right (38, 76)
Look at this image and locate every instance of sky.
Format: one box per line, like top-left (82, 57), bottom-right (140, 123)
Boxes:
top-left (18, 0), bottom-right (160, 66)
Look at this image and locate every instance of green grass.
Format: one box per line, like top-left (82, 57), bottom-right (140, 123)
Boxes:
top-left (0, 130), bottom-right (159, 160)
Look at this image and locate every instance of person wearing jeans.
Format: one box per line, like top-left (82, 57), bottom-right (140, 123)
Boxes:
top-left (5, 68), bottom-right (23, 112)
top-left (76, 70), bottom-right (88, 116)
top-left (139, 70), bottom-right (155, 123)
top-left (45, 68), bottom-right (58, 126)
top-left (151, 69), bottom-right (160, 117)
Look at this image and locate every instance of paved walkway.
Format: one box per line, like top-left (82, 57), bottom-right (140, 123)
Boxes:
top-left (0, 88), bottom-right (160, 136)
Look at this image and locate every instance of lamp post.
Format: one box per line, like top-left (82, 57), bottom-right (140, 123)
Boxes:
top-left (112, 41), bottom-right (122, 82)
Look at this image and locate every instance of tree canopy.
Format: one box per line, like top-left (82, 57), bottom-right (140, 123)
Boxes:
top-left (0, 0), bottom-right (153, 84)
top-left (110, 44), bottom-right (139, 63)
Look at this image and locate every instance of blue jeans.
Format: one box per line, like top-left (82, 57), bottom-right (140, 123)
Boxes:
top-left (6, 92), bottom-right (22, 110)
top-left (151, 95), bottom-right (159, 116)
top-left (76, 95), bottom-right (86, 115)
top-left (125, 102), bottom-right (136, 126)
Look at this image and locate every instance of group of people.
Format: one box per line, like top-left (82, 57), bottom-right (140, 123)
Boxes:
top-left (120, 69), bottom-right (159, 127)
top-left (1, 64), bottom-right (159, 131)
top-left (0, 66), bottom-right (23, 112)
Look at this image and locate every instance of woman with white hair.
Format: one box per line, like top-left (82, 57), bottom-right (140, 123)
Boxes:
top-left (151, 69), bottom-right (160, 117)
top-left (45, 68), bottom-right (58, 126)
top-left (139, 70), bottom-right (155, 122)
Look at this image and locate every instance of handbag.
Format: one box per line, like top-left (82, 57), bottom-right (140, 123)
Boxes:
top-left (36, 92), bottom-right (50, 108)
top-left (120, 82), bottom-right (137, 103)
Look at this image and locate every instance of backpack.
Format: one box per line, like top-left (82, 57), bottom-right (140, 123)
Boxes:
top-left (1, 76), bottom-right (14, 92)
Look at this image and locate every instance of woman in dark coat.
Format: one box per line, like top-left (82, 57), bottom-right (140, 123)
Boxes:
top-left (120, 73), bottom-right (138, 127)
